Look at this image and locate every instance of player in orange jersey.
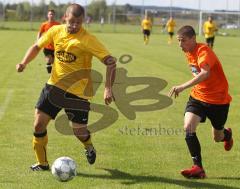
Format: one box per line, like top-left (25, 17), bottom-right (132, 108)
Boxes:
top-left (169, 25), bottom-right (233, 179)
top-left (38, 9), bottom-right (60, 73)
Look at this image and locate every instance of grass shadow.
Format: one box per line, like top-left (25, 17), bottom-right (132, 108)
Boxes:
top-left (77, 168), bottom-right (240, 189)
top-left (210, 177), bottom-right (240, 180)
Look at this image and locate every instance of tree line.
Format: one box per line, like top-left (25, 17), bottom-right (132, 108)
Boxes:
top-left (0, 0), bottom-right (142, 23)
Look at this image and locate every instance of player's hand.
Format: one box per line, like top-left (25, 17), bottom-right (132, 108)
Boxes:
top-left (168, 85), bottom-right (184, 98)
top-left (104, 87), bottom-right (115, 105)
top-left (16, 63), bottom-right (26, 72)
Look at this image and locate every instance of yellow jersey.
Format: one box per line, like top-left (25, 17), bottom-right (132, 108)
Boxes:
top-left (141, 19), bottom-right (152, 30)
top-left (38, 21), bottom-right (60, 50)
top-left (166, 19), bottom-right (176, 33)
top-left (37, 24), bottom-right (110, 99)
top-left (203, 21), bottom-right (217, 38)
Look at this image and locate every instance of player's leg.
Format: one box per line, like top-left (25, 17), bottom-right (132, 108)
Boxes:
top-left (184, 112), bottom-right (202, 165)
top-left (43, 49), bottom-right (54, 73)
top-left (144, 34), bottom-right (147, 44)
top-left (45, 54), bottom-right (54, 73)
top-left (170, 32), bottom-right (174, 40)
top-left (31, 109), bottom-right (52, 171)
top-left (206, 38), bottom-right (211, 48)
top-left (146, 31), bottom-right (150, 44)
top-left (143, 30), bottom-right (148, 45)
top-left (208, 104), bottom-right (233, 151)
top-left (31, 84), bottom-right (62, 171)
top-left (210, 37), bottom-right (215, 49)
top-left (142, 30), bottom-right (146, 42)
top-left (71, 122), bottom-right (96, 165)
top-left (212, 128), bottom-right (233, 151)
top-left (168, 32), bottom-right (173, 44)
top-left (64, 95), bottom-right (96, 164)
top-left (181, 97), bottom-right (206, 179)
top-left (207, 38), bottom-right (213, 49)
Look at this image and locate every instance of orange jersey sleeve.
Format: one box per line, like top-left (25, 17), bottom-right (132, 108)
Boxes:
top-left (185, 43), bottom-right (231, 104)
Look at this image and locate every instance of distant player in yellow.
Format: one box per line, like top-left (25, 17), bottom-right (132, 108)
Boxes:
top-left (203, 16), bottom-right (218, 49)
top-left (166, 17), bottom-right (176, 44)
top-left (16, 4), bottom-right (116, 171)
top-left (141, 15), bottom-right (152, 45)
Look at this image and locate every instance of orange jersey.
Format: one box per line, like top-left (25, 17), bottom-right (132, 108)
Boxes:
top-left (39, 21), bottom-right (60, 50)
top-left (185, 43), bottom-right (231, 104)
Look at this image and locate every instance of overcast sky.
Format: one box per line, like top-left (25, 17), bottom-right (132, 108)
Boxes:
top-left (4, 0), bottom-right (240, 11)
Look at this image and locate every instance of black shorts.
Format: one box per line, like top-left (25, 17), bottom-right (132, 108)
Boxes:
top-left (206, 37), bottom-right (215, 45)
top-left (36, 84), bottom-right (90, 124)
top-left (143, 30), bottom-right (151, 36)
top-left (43, 48), bottom-right (54, 57)
top-left (168, 32), bottom-right (174, 37)
top-left (185, 96), bottom-right (229, 130)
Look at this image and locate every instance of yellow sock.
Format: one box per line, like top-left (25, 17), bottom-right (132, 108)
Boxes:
top-left (82, 135), bottom-right (93, 149)
top-left (146, 37), bottom-right (149, 44)
top-left (32, 132), bottom-right (48, 166)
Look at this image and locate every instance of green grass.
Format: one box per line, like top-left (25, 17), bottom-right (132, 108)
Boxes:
top-left (1, 21), bottom-right (240, 37)
top-left (0, 29), bottom-right (240, 189)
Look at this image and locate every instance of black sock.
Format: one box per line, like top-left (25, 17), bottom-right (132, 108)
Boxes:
top-left (223, 129), bottom-right (231, 142)
top-left (34, 130), bottom-right (47, 137)
top-left (185, 132), bottom-right (202, 168)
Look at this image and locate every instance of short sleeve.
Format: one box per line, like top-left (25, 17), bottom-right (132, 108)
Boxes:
top-left (197, 46), bottom-right (214, 69)
top-left (85, 35), bottom-right (110, 61)
top-left (37, 26), bottom-right (54, 49)
top-left (39, 23), bottom-right (45, 33)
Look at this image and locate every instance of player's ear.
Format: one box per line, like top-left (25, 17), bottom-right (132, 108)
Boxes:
top-left (63, 13), bottom-right (67, 21)
top-left (192, 35), bottom-right (196, 42)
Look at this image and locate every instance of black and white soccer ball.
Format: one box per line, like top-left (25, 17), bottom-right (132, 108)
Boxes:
top-left (51, 156), bottom-right (77, 182)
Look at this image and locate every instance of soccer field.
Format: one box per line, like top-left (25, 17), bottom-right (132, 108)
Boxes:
top-left (0, 29), bottom-right (240, 189)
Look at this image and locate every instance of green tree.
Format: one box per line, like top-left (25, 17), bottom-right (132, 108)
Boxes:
top-left (48, 1), bottom-right (57, 11)
top-left (87, 0), bottom-right (107, 21)
top-left (16, 3), bottom-right (24, 20)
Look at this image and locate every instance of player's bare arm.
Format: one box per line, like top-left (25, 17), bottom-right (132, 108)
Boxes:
top-left (103, 55), bottom-right (117, 105)
top-left (16, 43), bottom-right (41, 72)
top-left (37, 32), bottom-right (42, 40)
top-left (169, 64), bottom-right (210, 98)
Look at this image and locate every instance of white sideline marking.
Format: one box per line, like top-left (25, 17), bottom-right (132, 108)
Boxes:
top-left (0, 89), bottom-right (14, 120)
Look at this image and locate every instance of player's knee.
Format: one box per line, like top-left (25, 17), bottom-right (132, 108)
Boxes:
top-left (183, 123), bottom-right (194, 133)
top-left (72, 124), bottom-right (89, 139)
top-left (48, 56), bottom-right (54, 64)
top-left (34, 121), bottom-right (46, 133)
top-left (45, 56), bottom-right (53, 64)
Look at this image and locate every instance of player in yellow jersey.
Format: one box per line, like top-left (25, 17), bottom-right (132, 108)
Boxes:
top-left (141, 15), bottom-right (152, 45)
top-left (166, 17), bottom-right (176, 44)
top-left (16, 4), bottom-right (116, 171)
top-left (203, 16), bottom-right (218, 49)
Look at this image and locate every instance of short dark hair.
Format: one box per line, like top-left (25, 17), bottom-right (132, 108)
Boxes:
top-left (66, 4), bottom-right (85, 18)
top-left (177, 25), bottom-right (196, 38)
top-left (48, 9), bottom-right (55, 14)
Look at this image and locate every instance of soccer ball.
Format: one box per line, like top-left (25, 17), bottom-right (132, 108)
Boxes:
top-left (51, 156), bottom-right (77, 182)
